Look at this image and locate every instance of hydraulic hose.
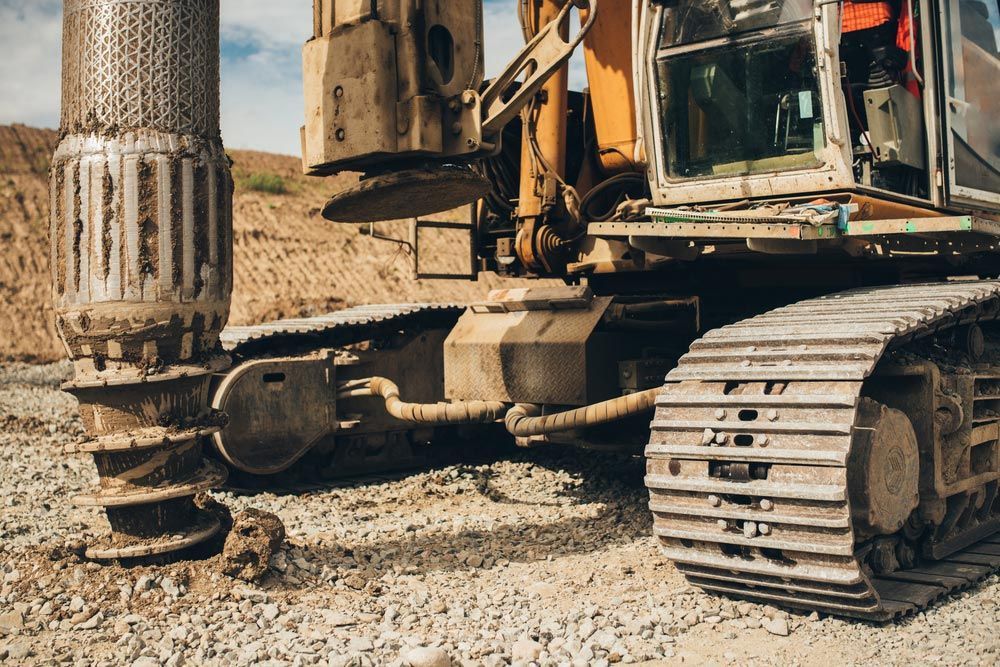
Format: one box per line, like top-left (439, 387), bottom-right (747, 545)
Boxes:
top-left (504, 387), bottom-right (660, 437)
top-left (368, 377), bottom-right (509, 425)
top-left (364, 379), bottom-right (660, 436)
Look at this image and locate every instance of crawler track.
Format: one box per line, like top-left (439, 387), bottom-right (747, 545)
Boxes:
top-left (213, 303), bottom-right (473, 483)
top-left (221, 303), bottom-right (463, 357)
top-left (647, 281), bottom-right (1000, 620)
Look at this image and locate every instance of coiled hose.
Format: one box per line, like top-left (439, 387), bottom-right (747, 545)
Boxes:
top-left (364, 378), bottom-right (659, 436)
top-left (504, 388), bottom-right (660, 436)
top-left (368, 377), bottom-right (508, 425)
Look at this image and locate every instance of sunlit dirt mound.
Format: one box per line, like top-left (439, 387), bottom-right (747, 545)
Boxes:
top-left (0, 124), bottom-right (61, 362)
top-left (0, 124), bottom-right (542, 362)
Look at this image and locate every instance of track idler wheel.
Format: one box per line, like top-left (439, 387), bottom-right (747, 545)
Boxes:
top-left (848, 398), bottom-right (920, 539)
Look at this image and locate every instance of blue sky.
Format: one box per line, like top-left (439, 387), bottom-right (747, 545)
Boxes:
top-left (0, 0), bottom-right (585, 155)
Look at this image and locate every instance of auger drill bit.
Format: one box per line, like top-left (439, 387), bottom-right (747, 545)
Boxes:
top-left (51, 0), bottom-right (233, 560)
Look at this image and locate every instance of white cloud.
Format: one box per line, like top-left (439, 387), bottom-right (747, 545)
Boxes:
top-left (0, 1), bottom-right (62, 131)
top-left (217, 1), bottom-right (309, 154)
top-left (0, 1), bottom-right (587, 155)
top-left (220, 0), bottom-right (309, 48)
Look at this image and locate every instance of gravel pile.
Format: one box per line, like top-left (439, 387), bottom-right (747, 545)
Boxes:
top-left (1, 362), bottom-right (998, 666)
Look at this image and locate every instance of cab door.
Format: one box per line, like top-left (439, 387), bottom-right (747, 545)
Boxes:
top-left (939, 0), bottom-right (1000, 208)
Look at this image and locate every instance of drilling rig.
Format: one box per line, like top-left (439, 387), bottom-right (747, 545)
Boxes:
top-left (51, 0), bottom-right (1000, 620)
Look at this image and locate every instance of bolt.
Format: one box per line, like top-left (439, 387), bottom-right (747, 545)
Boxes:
top-left (448, 98), bottom-right (461, 112)
top-left (451, 121), bottom-right (463, 135)
top-left (766, 409), bottom-right (779, 422)
top-left (758, 523), bottom-right (771, 535)
top-left (755, 434), bottom-right (769, 447)
top-left (708, 495), bottom-right (721, 507)
top-left (701, 429), bottom-right (714, 445)
top-left (760, 498), bottom-right (774, 511)
top-left (335, 129), bottom-right (346, 142)
top-left (461, 90), bottom-right (477, 106)
top-left (714, 409), bottom-right (726, 420)
top-left (717, 519), bottom-right (729, 530)
top-left (714, 432), bottom-right (728, 445)
top-left (741, 360), bottom-right (752, 367)
top-left (466, 137), bottom-right (479, 149)
top-left (333, 85), bottom-right (344, 98)
top-left (743, 522), bottom-right (759, 538)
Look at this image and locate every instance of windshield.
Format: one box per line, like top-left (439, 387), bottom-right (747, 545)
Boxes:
top-left (661, 0), bottom-right (814, 47)
top-left (947, 0), bottom-right (1000, 195)
top-left (656, 17), bottom-right (825, 180)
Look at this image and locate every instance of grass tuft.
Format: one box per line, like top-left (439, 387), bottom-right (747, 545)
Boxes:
top-left (241, 172), bottom-right (287, 195)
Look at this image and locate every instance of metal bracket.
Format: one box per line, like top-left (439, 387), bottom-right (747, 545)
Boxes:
top-left (478, 0), bottom-right (597, 140)
top-left (359, 203), bottom-right (479, 280)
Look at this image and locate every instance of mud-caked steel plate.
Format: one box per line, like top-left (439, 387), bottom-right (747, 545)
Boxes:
top-left (322, 165), bottom-right (490, 223)
top-left (64, 424), bottom-right (224, 454)
top-left (72, 459), bottom-right (229, 508)
top-left (84, 510), bottom-right (221, 561)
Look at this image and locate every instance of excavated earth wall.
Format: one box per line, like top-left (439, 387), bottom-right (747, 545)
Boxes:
top-left (0, 124), bottom-right (540, 362)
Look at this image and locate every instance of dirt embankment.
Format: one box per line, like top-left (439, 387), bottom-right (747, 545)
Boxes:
top-left (0, 125), bottom-right (61, 362)
top-left (0, 125), bottom-right (540, 362)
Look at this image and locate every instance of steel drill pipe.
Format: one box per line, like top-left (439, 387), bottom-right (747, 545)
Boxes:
top-left (52, 0), bottom-right (233, 560)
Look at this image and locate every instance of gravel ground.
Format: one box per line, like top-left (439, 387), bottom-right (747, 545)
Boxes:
top-left (1, 362), bottom-right (998, 666)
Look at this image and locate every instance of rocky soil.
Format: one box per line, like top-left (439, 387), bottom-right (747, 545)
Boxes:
top-left (1, 362), bottom-right (998, 666)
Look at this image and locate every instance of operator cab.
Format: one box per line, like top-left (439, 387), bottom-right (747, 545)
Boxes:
top-left (643, 0), bottom-right (1000, 213)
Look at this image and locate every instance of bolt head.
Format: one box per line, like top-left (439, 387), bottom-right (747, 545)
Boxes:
top-left (715, 409), bottom-right (726, 420)
top-left (708, 495), bottom-right (721, 507)
top-left (759, 498), bottom-right (774, 511)
top-left (766, 409), bottom-right (779, 421)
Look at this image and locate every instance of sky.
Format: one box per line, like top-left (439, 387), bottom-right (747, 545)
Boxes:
top-left (0, 0), bottom-right (585, 156)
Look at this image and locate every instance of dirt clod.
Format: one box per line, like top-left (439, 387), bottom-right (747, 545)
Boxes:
top-left (220, 508), bottom-right (286, 582)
